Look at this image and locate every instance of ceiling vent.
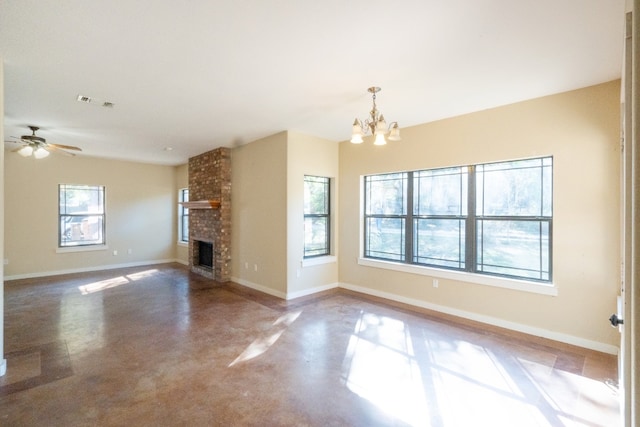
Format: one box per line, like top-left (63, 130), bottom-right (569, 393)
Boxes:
top-left (77, 95), bottom-right (114, 108)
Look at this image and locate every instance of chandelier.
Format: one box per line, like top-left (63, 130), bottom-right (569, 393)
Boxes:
top-left (350, 86), bottom-right (401, 145)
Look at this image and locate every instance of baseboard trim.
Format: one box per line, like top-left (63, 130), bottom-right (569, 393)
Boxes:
top-left (230, 277), bottom-right (287, 299)
top-left (340, 282), bottom-right (619, 355)
top-left (4, 259), bottom-right (178, 281)
top-left (286, 282), bottom-right (340, 300)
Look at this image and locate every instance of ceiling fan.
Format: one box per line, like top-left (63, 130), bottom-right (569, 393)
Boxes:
top-left (8, 126), bottom-right (82, 159)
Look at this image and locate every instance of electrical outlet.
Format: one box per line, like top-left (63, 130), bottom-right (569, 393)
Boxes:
top-left (127, 248), bottom-right (132, 255)
top-left (433, 279), bottom-right (439, 288)
top-left (254, 264), bottom-right (258, 272)
top-left (245, 262), bottom-right (249, 270)
top-left (113, 250), bottom-right (118, 256)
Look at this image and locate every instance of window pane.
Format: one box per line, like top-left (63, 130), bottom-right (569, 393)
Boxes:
top-left (60, 215), bottom-right (104, 246)
top-left (476, 219), bottom-right (550, 280)
top-left (365, 173), bottom-right (407, 215)
top-left (365, 217), bottom-right (405, 261)
top-left (414, 167), bottom-right (468, 216)
top-left (413, 219), bottom-right (465, 269)
top-left (303, 176), bottom-right (330, 258)
top-left (304, 217), bottom-right (329, 257)
top-left (182, 216), bottom-right (189, 241)
top-left (476, 158), bottom-right (552, 217)
top-left (59, 185), bottom-right (105, 215)
top-left (59, 184), bottom-right (105, 247)
top-left (180, 188), bottom-right (189, 243)
top-left (304, 176), bottom-right (329, 215)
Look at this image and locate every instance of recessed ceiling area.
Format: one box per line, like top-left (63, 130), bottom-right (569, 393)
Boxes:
top-left (0, 1), bottom-right (626, 165)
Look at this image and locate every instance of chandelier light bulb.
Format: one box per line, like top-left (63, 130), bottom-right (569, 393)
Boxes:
top-left (374, 133), bottom-right (387, 146)
top-left (350, 120), bottom-right (364, 143)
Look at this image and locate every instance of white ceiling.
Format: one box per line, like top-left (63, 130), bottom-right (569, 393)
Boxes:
top-left (1, 1), bottom-right (626, 166)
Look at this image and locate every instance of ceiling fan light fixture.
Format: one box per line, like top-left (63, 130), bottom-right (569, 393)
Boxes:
top-left (33, 147), bottom-right (50, 159)
top-left (18, 145), bottom-right (33, 157)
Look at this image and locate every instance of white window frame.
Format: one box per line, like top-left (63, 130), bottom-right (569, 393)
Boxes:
top-left (58, 184), bottom-right (106, 251)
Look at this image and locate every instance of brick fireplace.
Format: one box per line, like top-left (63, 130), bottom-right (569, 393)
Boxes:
top-left (188, 147), bottom-right (231, 282)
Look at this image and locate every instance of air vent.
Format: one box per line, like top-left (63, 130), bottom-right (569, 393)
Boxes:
top-left (77, 94), bottom-right (115, 108)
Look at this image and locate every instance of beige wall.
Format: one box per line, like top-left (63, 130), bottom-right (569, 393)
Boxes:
top-left (339, 81), bottom-right (621, 350)
top-left (1, 57), bottom-right (6, 373)
top-left (286, 131), bottom-right (339, 296)
top-left (231, 132), bottom-right (288, 296)
top-left (4, 154), bottom-right (177, 278)
top-left (175, 163), bottom-right (189, 264)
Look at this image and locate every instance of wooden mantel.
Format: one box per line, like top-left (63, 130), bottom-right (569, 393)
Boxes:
top-left (180, 200), bottom-right (221, 209)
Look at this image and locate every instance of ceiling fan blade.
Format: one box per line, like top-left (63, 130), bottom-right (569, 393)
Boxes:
top-left (47, 145), bottom-right (76, 156)
top-left (49, 143), bottom-right (82, 151)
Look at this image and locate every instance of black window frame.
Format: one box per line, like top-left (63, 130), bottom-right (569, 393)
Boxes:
top-left (303, 175), bottom-right (331, 258)
top-left (364, 156), bottom-right (553, 282)
top-left (179, 188), bottom-right (189, 243)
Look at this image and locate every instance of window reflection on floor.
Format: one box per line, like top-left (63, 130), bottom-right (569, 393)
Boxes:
top-left (342, 310), bottom-right (619, 427)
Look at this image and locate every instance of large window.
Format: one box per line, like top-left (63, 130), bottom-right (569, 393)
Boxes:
top-left (59, 184), bottom-right (105, 247)
top-left (179, 188), bottom-right (189, 243)
top-left (364, 157), bottom-right (552, 282)
top-left (304, 175), bottom-right (330, 258)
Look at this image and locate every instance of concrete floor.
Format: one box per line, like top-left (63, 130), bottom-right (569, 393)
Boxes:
top-left (0, 263), bottom-right (619, 426)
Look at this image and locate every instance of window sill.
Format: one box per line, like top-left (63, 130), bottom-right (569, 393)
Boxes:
top-left (302, 255), bottom-right (337, 267)
top-left (177, 241), bottom-right (189, 247)
top-left (56, 245), bottom-right (108, 254)
top-left (358, 257), bottom-right (557, 296)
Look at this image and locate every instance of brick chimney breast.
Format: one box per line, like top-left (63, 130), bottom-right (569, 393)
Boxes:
top-left (188, 147), bottom-right (231, 282)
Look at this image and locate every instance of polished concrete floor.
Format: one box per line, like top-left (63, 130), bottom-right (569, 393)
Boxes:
top-left (0, 263), bottom-right (619, 426)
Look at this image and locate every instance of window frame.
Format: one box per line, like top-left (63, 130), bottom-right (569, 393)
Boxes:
top-left (303, 175), bottom-right (331, 258)
top-left (178, 188), bottom-right (189, 244)
top-left (363, 156), bottom-right (553, 284)
top-left (58, 184), bottom-right (106, 248)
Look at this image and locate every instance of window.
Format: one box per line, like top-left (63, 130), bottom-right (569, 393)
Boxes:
top-left (364, 157), bottom-right (552, 282)
top-left (304, 175), bottom-right (330, 258)
top-left (59, 184), bottom-right (105, 247)
top-left (179, 188), bottom-right (189, 243)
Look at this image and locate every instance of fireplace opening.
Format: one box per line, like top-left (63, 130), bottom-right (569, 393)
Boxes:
top-left (197, 241), bottom-right (214, 269)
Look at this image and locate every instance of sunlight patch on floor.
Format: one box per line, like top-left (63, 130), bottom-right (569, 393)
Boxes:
top-left (342, 311), bottom-right (619, 427)
top-left (229, 311), bottom-right (302, 367)
top-left (343, 311), bottom-right (429, 426)
top-left (519, 358), bottom-right (620, 427)
top-left (78, 269), bottom-right (159, 294)
top-left (78, 276), bottom-right (129, 295)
